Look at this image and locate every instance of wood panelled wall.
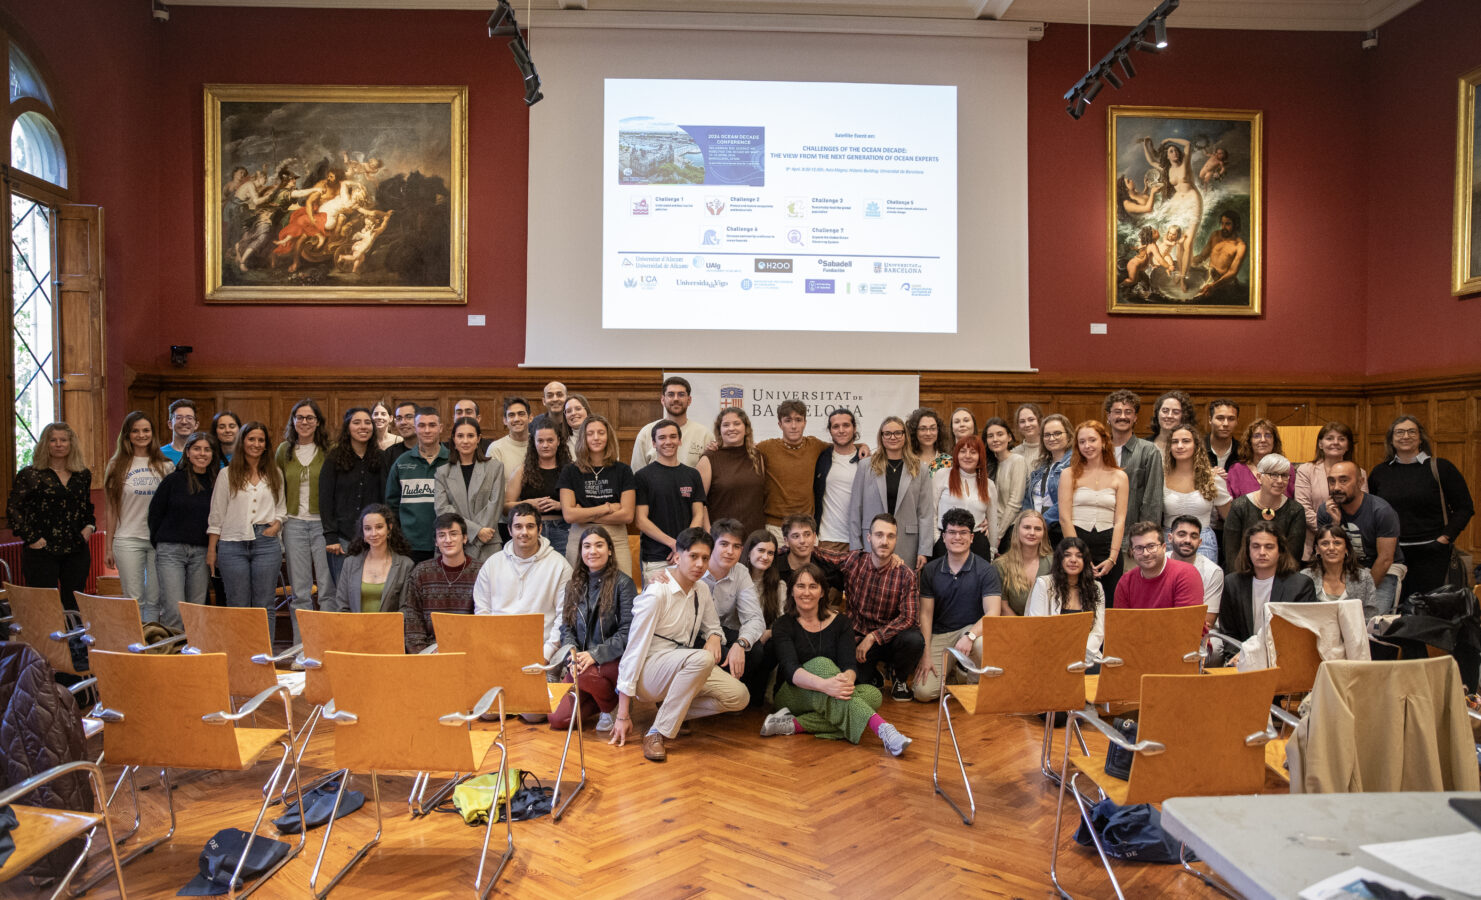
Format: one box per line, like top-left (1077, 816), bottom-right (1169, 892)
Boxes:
top-left (126, 367), bottom-right (1481, 551)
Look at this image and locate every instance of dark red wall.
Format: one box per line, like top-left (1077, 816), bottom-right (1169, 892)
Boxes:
top-left (1026, 22), bottom-right (1368, 375)
top-left (3, 0), bottom-right (1476, 401)
top-left (1361, 0), bottom-right (1481, 375)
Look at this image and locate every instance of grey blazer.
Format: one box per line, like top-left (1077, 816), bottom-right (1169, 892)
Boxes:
top-left (1119, 435), bottom-right (1165, 549)
top-left (847, 459), bottom-right (936, 565)
top-left (434, 457), bottom-right (507, 561)
top-left (323, 552), bottom-right (414, 613)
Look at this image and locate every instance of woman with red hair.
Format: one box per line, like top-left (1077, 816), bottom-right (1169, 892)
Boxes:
top-left (930, 435), bottom-right (996, 560)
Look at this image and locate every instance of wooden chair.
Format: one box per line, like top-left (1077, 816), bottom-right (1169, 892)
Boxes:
top-left (83, 649), bottom-right (305, 899)
top-left (179, 601), bottom-right (304, 702)
top-left (73, 592), bottom-right (187, 654)
top-left (1049, 667), bottom-right (1281, 900)
top-left (0, 760), bottom-right (127, 899)
top-left (932, 613), bottom-right (1092, 824)
top-left (4, 582), bottom-right (88, 677)
top-left (1084, 604), bottom-right (1206, 705)
top-left (309, 651), bottom-right (513, 899)
top-left (293, 610), bottom-right (405, 804)
top-left (431, 612), bottom-right (585, 821)
top-left (93, 575), bottom-right (124, 597)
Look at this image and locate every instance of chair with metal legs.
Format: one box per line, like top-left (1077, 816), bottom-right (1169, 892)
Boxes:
top-left (309, 650), bottom-right (513, 899)
top-left (179, 601), bottom-right (304, 704)
top-left (72, 592), bottom-right (189, 654)
top-left (430, 611), bottom-right (586, 821)
top-left (80, 649), bottom-right (306, 898)
top-left (1048, 667), bottom-right (1280, 900)
top-left (932, 612), bottom-right (1092, 824)
top-left (1083, 604), bottom-right (1206, 706)
top-left (0, 760), bottom-right (128, 899)
top-left (291, 610), bottom-right (404, 805)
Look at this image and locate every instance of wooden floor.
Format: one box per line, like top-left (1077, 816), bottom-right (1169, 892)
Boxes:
top-left (5, 695), bottom-right (1239, 899)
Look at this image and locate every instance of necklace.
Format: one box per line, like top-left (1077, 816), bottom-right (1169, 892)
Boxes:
top-left (1258, 494), bottom-right (1283, 520)
top-left (797, 615), bottom-right (827, 659)
top-left (438, 559), bottom-right (469, 587)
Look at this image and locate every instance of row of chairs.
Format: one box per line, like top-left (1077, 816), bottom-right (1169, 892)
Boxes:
top-left (0, 582), bottom-right (588, 898)
top-left (930, 601), bottom-right (1481, 899)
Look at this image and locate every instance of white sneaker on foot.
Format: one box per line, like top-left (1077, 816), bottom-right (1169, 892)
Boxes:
top-left (760, 707), bottom-right (797, 737)
top-left (596, 712), bottom-right (615, 732)
top-left (878, 723), bottom-right (912, 757)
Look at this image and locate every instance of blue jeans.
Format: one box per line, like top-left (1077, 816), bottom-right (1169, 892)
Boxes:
top-left (156, 542), bottom-right (209, 624)
top-left (217, 526), bottom-right (284, 639)
top-left (1373, 572), bottom-right (1401, 616)
top-left (282, 517), bottom-right (333, 643)
top-left (112, 535), bottom-right (161, 623)
top-left (542, 519), bottom-right (570, 557)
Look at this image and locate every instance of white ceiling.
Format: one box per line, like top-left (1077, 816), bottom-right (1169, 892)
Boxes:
top-left (168, 0), bottom-right (1425, 33)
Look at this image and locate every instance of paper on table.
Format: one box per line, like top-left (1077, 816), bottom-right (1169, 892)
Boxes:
top-left (1299, 866), bottom-right (1447, 900)
top-left (1360, 831), bottom-right (1481, 896)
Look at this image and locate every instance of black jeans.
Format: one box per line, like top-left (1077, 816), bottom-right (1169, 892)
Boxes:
top-left (23, 545), bottom-right (92, 612)
top-left (1400, 539), bottom-right (1453, 601)
top-left (859, 629), bottom-right (926, 684)
top-left (720, 625), bottom-right (776, 706)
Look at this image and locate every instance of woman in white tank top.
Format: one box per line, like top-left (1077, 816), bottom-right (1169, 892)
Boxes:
top-left (1058, 420), bottom-right (1129, 605)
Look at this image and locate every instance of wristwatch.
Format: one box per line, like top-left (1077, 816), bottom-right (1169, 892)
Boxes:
top-left (737, 638), bottom-right (753, 651)
top-left (965, 631), bottom-right (977, 642)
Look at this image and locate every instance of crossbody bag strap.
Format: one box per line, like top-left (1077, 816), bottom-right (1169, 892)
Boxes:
top-left (1428, 457), bottom-right (1450, 528)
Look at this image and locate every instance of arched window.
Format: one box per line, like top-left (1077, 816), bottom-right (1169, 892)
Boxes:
top-left (2, 26), bottom-right (80, 504)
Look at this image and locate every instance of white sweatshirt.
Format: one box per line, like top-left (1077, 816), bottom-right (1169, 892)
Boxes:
top-left (471, 536), bottom-right (573, 659)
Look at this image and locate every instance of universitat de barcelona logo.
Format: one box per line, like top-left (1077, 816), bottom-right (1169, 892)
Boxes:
top-left (720, 384), bottom-right (744, 410)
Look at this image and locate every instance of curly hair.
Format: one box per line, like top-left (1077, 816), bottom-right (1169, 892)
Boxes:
top-left (345, 503), bottom-right (413, 556)
top-left (1149, 390), bottom-right (1196, 441)
top-left (1163, 425), bottom-right (1221, 502)
top-left (1235, 418), bottom-right (1284, 464)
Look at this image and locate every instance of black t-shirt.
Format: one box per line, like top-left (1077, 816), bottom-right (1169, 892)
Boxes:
top-left (532, 465), bottom-right (562, 503)
top-left (634, 461), bottom-right (706, 562)
top-left (557, 461), bottom-right (636, 509)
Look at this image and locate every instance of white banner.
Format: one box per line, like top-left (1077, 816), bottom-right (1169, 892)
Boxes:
top-left (671, 372), bottom-right (920, 442)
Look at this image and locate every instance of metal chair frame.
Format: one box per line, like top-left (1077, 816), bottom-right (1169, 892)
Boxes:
top-left (309, 680), bottom-right (513, 899)
top-left (0, 760), bottom-right (128, 900)
top-left (78, 672), bottom-right (306, 899)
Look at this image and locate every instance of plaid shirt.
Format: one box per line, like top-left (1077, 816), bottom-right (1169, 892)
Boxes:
top-left (814, 547), bottom-right (918, 645)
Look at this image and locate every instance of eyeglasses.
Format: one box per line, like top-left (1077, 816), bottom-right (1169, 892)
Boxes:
top-left (1262, 471), bottom-right (1291, 480)
top-left (1042, 430), bottom-right (1066, 438)
top-left (942, 528), bottom-right (974, 538)
top-left (1392, 428), bottom-right (1419, 437)
top-left (1129, 543), bottom-right (1163, 556)
top-left (294, 415), bottom-right (319, 423)
top-left (881, 431), bottom-right (906, 438)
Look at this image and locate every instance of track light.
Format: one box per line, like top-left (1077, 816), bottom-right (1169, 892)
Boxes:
top-left (1063, 0), bottom-right (1178, 119)
top-left (1116, 49), bottom-right (1136, 80)
top-left (487, 1), bottom-right (543, 106)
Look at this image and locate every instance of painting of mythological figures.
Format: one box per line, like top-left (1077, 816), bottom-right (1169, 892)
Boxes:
top-left (1108, 106), bottom-right (1262, 316)
top-left (1453, 65), bottom-right (1481, 296)
top-left (204, 84), bottom-right (467, 304)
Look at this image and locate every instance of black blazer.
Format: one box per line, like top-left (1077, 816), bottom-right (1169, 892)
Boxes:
top-left (813, 444), bottom-right (862, 530)
top-left (1219, 571), bottom-right (1318, 642)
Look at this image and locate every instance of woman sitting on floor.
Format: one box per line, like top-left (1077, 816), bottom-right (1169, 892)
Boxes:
top-left (551, 525), bottom-right (637, 732)
top-left (759, 563), bottom-right (912, 756)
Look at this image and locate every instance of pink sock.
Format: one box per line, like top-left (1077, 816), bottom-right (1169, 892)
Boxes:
top-left (792, 720), bottom-right (806, 734)
top-left (866, 713), bottom-right (885, 737)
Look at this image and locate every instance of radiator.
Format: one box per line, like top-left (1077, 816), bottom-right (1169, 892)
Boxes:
top-left (0, 531), bottom-right (108, 593)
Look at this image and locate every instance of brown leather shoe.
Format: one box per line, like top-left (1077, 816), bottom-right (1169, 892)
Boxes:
top-left (642, 732), bottom-right (667, 762)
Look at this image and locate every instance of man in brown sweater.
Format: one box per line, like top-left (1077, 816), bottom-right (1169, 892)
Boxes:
top-left (402, 512), bottom-right (483, 653)
top-left (756, 400), bottom-right (867, 542)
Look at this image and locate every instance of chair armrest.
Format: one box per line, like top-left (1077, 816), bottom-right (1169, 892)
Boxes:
top-left (128, 632), bottom-right (189, 653)
top-left (1269, 704), bottom-right (1302, 728)
top-left (418, 643), bottom-right (439, 655)
top-left (7, 620), bottom-right (19, 635)
top-left (1467, 707), bottom-right (1481, 724)
top-left (1183, 645), bottom-right (1208, 664)
top-left (67, 677), bottom-right (98, 695)
top-left (1071, 705), bottom-right (1167, 755)
top-left (300, 655), bottom-right (324, 669)
top-left (0, 760), bottom-right (106, 808)
top-left (1244, 724), bottom-right (1282, 746)
top-left (441, 685), bottom-right (506, 725)
top-left (89, 703), bottom-right (125, 722)
top-left (523, 643), bottom-right (574, 674)
top-left (49, 623), bottom-right (94, 645)
top-left (250, 642), bottom-right (303, 665)
top-left (1206, 628), bottom-right (1241, 646)
top-left (944, 646), bottom-right (1002, 678)
top-left (1066, 659), bottom-right (1092, 673)
top-left (1097, 653), bottom-right (1124, 668)
top-left (321, 699), bottom-right (358, 724)
top-left (202, 683), bottom-right (290, 724)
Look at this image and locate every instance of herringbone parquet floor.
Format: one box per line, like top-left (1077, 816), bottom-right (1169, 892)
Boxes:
top-left (4, 695), bottom-right (1239, 899)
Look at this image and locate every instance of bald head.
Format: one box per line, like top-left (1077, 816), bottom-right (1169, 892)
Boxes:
top-left (542, 381), bottom-right (567, 416)
top-left (1326, 460), bottom-right (1364, 509)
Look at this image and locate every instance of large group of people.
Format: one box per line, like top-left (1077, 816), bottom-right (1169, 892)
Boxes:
top-left (6, 380), bottom-right (1474, 762)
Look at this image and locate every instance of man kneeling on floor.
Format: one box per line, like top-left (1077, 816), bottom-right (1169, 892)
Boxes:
top-left (610, 527), bottom-right (750, 761)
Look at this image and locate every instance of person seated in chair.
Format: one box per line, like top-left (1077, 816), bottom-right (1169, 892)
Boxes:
top-left (1218, 521), bottom-right (1317, 646)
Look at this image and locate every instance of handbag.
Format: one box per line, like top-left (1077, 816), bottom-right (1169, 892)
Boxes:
top-left (1428, 459), bottom-right (1475, 589)
top-left (1102, 716), bottom-right (1138, 780)
top-left (1397, 584), bottom-right (1480, 621)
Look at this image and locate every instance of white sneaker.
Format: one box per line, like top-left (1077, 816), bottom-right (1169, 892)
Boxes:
top-left (878, 723), bottom-right (912, 757)
top-left (760, 707), bottom-right (797, 737)
top-left (596, 712), bottom-right (615, 732)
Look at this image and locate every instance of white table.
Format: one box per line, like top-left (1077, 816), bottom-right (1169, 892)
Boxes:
top-left (1162, 791), bottom-right (1481, 900)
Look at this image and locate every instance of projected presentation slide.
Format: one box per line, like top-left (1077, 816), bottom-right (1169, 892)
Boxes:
top-left (603, 79), bottom-right (957, 333)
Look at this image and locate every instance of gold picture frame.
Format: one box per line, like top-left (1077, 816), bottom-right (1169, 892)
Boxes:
top-left (204, 84), bottom-right (467, 304)
top-left (1107, 106), bottom-right (1262, 316)
top-left (1452, 65), bottom-right (1481, 296)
